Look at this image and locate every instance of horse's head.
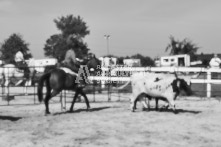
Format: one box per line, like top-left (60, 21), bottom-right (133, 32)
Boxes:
top-left (81, 54), bottom-right (102, 76)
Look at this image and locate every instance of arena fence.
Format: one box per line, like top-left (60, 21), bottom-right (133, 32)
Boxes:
top-left (1, 66), bottom-right (221, 106)
top-left (97, 66), bottom-right (221, 98)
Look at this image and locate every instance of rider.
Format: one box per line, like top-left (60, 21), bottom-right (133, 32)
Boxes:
top-left (14, 49), bottom-right (30, 80)
top-left (62, 48), bottom-right (80, 73)
top-left (61, 47), bottom-right (87, 88)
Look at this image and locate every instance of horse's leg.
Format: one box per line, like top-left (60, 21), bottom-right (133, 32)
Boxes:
top-left (23, 79), bottom-right (28, 95)
top-left (23, 86), bottom-right (28, 95)
top-left (44, 92), bottom-right (51, 115)
top-left (44, 89), bottom-right (60, 115)
top-left (69, 91), bottom-right (79, 112)
top-left (79, 89), bottom-right (90, 110)
top-left (4, 78), bottom-right (10, 95)
top-left (155, 98), bottom-right (159, 111)
top-left (4, 78), bottom-right (9, 87)
top-left (28, 68), bottom-right (36, 86)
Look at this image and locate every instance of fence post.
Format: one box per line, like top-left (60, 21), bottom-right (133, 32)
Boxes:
top-left (34, 84), bottom-right (36, 104)
top-left (108, 67), bottom-right (111, 101)
top-left (207, 71), bottom-right (211, 98)
top-left (93, 79), bottom-right (95, 102)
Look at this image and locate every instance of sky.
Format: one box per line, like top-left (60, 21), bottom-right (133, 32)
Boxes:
top-left (0, 0), bottom-right (221, 59)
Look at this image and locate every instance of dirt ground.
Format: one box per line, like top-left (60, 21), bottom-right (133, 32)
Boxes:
top-left (1, 95), bottom-right (221, 147)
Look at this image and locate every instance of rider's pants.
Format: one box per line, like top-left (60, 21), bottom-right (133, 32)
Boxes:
top-left (15, 61), bottom-right (30, 79)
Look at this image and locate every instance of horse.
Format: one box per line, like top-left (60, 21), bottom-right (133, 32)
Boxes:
top-left (37, 56), bottom-right (101, 115)
top-left (0, 59), bottom-right (36, 93)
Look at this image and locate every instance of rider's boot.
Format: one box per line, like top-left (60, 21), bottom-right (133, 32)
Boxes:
top-left (24, 69), bottom-right (32, 86)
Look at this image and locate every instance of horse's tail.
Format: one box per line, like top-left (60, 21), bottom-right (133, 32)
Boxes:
top-left (38, 72), bottom-right (51, 102)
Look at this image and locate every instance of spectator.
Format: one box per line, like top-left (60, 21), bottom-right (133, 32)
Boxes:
top-left (209, 54), bottom-right (221, 68)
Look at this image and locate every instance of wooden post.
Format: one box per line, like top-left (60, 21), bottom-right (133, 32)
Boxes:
top-left (207, 71), bottom-right (211, 98)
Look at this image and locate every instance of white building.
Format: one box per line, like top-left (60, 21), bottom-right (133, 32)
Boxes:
top-left (123, 59), bottom-right (141, 67)
top-left (99, 57), bottom-right (117, 67)
top-left (155, 54), bottom-right (190, 67)
top-left (33, 58), bottom-right (58, 72)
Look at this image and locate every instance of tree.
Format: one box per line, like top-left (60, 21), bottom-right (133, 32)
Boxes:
top-left (44, 15), bottom-right (90, 61)
top-left (165, 36), bottom-right (199, 61)
top-left (0, 33), bottom-right (32, 63)
top-left (117, 56), bottom-right (124, 65)
top-left (131, 54), bottom-right (155, 66)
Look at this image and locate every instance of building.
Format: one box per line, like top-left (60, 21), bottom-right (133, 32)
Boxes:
top-left (123, 59), bottom-right (141, 67)
top-left (99, 57), bottom-right (117, 67)
top-left (33, 58), bottom-right (58, 72)
top-left (155, 54), bottom-right (190, 67)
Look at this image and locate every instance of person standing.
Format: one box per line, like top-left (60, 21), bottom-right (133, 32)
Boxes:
top-left (209, 54), bottom-right (221, 68)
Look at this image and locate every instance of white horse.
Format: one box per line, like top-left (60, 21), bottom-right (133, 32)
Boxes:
top-left (0, 59), bottom-right (36, 94)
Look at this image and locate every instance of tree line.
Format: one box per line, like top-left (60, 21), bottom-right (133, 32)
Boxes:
top-left (0, 14), bottom-right (199, 66)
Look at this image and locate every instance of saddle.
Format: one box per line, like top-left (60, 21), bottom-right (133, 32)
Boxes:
top-left (60, 67), bottom-right (86, 88)
top-left (59, 61), bottom-right (80, 75)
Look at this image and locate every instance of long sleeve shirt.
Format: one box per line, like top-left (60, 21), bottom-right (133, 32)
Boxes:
top-left (209, 57), bottom-right (221, 68)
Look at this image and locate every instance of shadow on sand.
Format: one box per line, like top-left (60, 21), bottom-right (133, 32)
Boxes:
top-left (54, 106), bottom-right (111, 115)
top-left (0, 115), bottom-right (22, 121)
top-left (142, 108), bottom-right (201, 114)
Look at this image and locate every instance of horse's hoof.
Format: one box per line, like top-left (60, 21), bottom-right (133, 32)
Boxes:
top-left (158, 108), bottom-right (163, 112)
top-left (165, 106), bottom-right (169, 110)
top-left (173, 110), bottom-right (178, 114)
top-left (45, 112), bottom-right (51, 116)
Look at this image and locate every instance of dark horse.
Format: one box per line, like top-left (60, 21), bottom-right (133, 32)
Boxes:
top-left (37, 56), bottom-right (101, 115)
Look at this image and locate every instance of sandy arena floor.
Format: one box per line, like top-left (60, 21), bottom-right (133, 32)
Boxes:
top-left (0, 95), bottom-right (221, 147)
